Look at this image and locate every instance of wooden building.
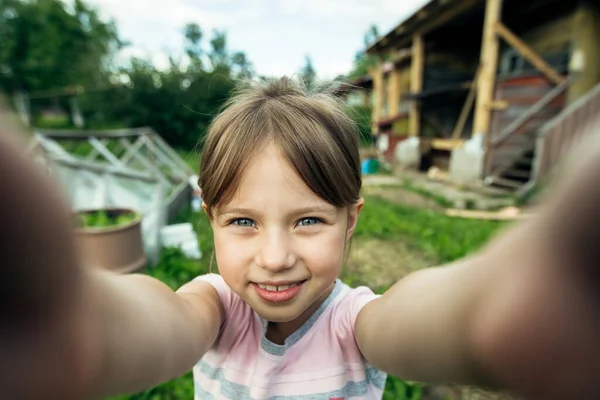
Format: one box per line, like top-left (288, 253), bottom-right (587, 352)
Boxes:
top-left (367, 0), bottom-right (600, 191)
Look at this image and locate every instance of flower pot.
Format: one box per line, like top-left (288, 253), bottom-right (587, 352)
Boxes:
top-left (74, 208), bottom-right (146, 274)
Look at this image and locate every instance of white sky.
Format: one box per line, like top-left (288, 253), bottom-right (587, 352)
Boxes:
top-left (84, 0), bottom-right (429, 79)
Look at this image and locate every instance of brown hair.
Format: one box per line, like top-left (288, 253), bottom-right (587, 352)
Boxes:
top-left (199, 77), bottom-right (362, 217)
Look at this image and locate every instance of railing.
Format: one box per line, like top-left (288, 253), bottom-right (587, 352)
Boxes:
top-left (526, 82), bottom-right (600, 193)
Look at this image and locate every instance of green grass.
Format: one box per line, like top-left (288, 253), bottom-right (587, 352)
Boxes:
top-left (357, 196), bottom-right (506, 263)
top-left (110, 195), bottom-right (506, 400)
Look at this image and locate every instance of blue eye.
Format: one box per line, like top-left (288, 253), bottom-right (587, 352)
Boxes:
top-left (297, 217), bottom-right (320, 227)
top-left (231, 218), bottom-right (256, 227)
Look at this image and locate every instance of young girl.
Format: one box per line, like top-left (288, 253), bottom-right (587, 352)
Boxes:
top-left (1, 78), bottom-right (600, 400)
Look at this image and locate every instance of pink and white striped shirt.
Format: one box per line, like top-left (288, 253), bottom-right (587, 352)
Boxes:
top-left (192, 274), bottom-right (386, 400)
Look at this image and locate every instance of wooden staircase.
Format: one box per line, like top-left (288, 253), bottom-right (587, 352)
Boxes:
top-left (486, 147), bottom-right (534, 190)
top-left (485, 80), bottom-right (600, 194)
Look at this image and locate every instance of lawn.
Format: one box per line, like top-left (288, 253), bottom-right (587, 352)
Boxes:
top-left (110, 192), bottom-right (509, 400)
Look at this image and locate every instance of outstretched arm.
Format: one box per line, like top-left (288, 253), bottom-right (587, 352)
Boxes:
top-left (356, 134), bottom-right (600, 399)
top-left (0, 100), bottom-right (222, 398)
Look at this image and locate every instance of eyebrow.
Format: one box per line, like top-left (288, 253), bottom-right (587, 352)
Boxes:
top-left (217, 205), bottom-right (338, 217)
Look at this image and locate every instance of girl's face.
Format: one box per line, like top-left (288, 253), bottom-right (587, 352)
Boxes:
top-left (209, 142), bottom-right (363, 325)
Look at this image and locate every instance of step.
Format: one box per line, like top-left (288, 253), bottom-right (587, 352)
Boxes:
top-left (502, 169), bottom-right (531, 179)
top-left (515, 157), bottom-right (534, 167)
top-left (491, 176), bottom-right (525, 190)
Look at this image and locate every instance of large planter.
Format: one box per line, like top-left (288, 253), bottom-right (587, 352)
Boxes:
top-left (75, 208), bottom-right (146, 274)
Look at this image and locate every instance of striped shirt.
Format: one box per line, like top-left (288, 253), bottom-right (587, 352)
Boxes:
top-left (193, 274), bottom-right (386, 399)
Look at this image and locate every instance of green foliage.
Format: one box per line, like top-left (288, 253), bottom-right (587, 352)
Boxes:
top-left (383, 377), bottom-right (424, 400)
top-left (75, 25), bottom-right (245, 148)
top-left (0, 0), bottom-right (121, 93)
top-left (299, 55), bottom-right (317, 88)
top-left (1, 0), bottom-right (252, 149)
top-left (348, 25), bottom-right (380, 80)
top-left (345, 105), bottom-right (372, 145)
top-left (77, 209), bottom-right (138, 229)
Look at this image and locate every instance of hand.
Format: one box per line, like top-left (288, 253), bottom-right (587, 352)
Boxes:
top-left (471, 132), bottom-right (600, 399)
top-left (0, 98), bottom-right (97, 399)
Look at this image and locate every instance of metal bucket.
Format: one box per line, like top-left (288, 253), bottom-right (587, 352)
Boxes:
top-left (74, 208), bottom-right (146, 274)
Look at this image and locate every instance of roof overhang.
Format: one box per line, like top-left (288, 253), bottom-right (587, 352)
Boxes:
top-left (366, 0), bottom-right (483, 55)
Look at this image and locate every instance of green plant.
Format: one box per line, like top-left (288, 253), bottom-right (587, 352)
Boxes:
top-left (78, 210), bottom-right (138, 229)
top-left (383, 377), bottom-right (424, 400)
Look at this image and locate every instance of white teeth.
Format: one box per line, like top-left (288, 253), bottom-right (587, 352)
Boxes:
top-left (257, 282), bottom-right (301, 291)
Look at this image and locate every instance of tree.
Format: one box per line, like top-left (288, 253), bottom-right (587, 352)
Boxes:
top-left (208, 30), bottom-right (229, 71)
top-left (231, 51), bottom-right (254, 79)
top-left (184, 22), bottom-right (203, 71)
top-left (348, 25), bottom-right (380, 80)
top-left (299, 55), bottom-right (316, 88)
top-left (0, 0), bottom-right (122, 94)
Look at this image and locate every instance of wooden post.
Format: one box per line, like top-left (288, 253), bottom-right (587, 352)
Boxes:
top-left (452, 68), bottom-right (480, 139)
top-left (369, 62), bottom-right (384, 135)
top-left (473, 0), bottom-right (503, 137)
top-left (388, 68), bottom-right (400, 119)
top-left (494, 22), bottom-right (565, 85)
top-left (409, 34), bottom-right (424, 137)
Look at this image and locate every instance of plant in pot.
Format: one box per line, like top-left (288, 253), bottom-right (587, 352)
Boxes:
top-left (75, 208), bottom-right (146, 274)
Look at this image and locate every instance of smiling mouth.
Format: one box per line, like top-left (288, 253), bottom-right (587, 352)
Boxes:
top-left (255, 282), bottom-right (303, 292)
top-left (251, 280), bottom-right (307, 302)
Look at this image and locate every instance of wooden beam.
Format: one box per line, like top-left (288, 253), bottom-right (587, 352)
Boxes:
top-left (452, 67), bottom-right (480, 139)
top-left (430, 138), bottom-right (464, 151)
top-left (494, 22), bottom-right (565, 85)
top-left (486, 100), bottom-right (510, 110)
top-left (473, 0), bottom-right (503, 137)
top-left (369, 63), bottom-right (385, 135)
top-left (388, 69), bottom-right (400, 119)
top-left (409, 34), bottom-right (424, 137)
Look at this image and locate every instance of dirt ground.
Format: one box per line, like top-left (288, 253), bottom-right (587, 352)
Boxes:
top-left (344, 238), bottom-right (434, 290)
top-left (362, 185), bottom-right (444, 211)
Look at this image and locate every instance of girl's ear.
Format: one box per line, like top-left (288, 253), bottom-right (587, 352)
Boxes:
top-left (346, 197), bottom-right (364, 241)
top-left (202, 202), bottom-right (212, 221)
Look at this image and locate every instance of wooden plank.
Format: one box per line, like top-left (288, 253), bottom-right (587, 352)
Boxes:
top-left (494, 22), bottom-right (565, 85)
top-left (452, 67), bottom-right (480, 139)
top-left (445, 206), bottom-right (530, 221)
top-left (430, 138), bottom-right (464, 150)
top-left (486, 100), bottom-right (510, 110)
top-left (473, 0), bottom-right (503, 137)
top-left (409, 34), bottom-right (424, 137)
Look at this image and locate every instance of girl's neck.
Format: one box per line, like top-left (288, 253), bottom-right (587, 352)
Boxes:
top-left (265, 281), bottom-right (335, 345)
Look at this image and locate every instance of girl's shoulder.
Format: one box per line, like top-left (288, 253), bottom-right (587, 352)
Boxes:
top-left (329, 281), bottom-right (380, 337)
